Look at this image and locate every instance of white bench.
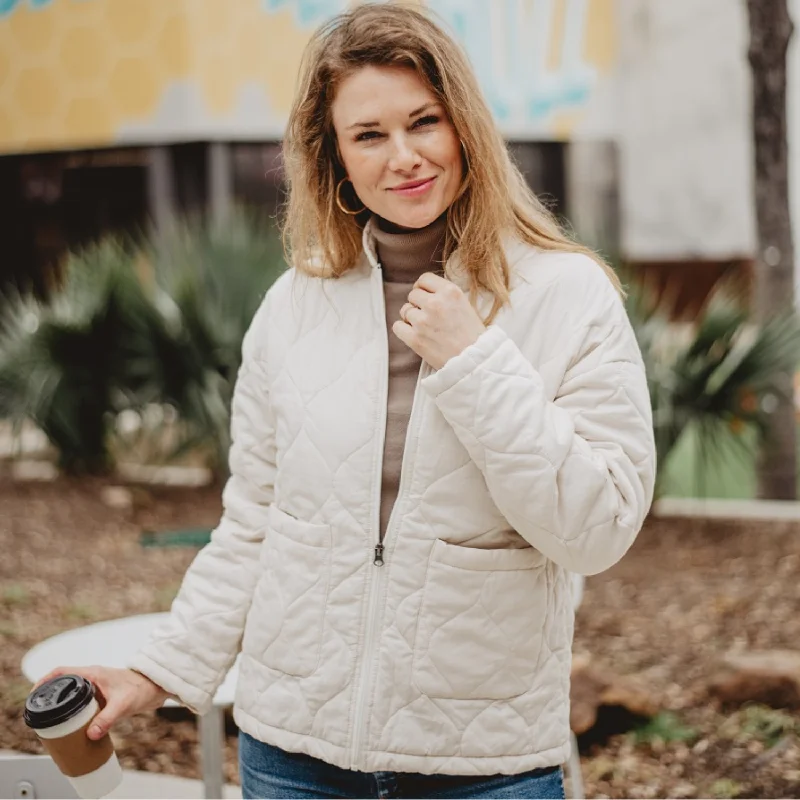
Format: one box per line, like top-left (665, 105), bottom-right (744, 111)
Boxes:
top-left (21, 614), bottom-right (238, 800)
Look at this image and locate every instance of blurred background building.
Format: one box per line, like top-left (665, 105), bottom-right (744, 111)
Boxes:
top-left (0, 0), bottom-right (798, 315)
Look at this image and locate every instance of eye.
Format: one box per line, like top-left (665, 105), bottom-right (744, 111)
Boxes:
top-left (412, 115), bottom-right (440, 129)
top-left (355, 130), bottom-right (383, 142)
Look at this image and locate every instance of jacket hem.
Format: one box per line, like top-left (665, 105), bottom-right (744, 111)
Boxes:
top-left (234, 706), bottom-right (570, 776)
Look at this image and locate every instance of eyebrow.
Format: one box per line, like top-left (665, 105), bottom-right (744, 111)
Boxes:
top-left (347, 102), bottom-right (440, 130)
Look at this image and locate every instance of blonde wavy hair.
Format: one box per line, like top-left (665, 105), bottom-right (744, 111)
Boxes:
top-left (282, 2), bottom-right (620, 323)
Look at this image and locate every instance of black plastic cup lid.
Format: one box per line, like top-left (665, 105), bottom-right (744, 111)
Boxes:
top-left (24, 674), bottom-right (96, 730)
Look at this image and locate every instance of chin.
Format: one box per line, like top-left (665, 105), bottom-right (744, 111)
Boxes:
top-left (383, 205), bottom-right (444, 230)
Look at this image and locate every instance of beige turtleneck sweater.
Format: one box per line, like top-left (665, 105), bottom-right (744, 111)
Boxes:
top-left (373, 216), bottom-right (446, 540)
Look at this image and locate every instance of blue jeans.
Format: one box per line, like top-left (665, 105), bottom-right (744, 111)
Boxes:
top-left (239, 732), bottom-right (565, 799)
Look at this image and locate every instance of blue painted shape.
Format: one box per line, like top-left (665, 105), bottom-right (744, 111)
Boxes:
top-left (262, 0), bottom-right (345, 27)
top-left (257, 0), bottom-right (597, 127)
top-left (0, 0), bottom-right (20, 18)
top-left (429, 0), bottom-right (511, 121)
top-left (0, 0), bottom-right (55, 16)
top-left (562, 82), bottom-right (590, 106)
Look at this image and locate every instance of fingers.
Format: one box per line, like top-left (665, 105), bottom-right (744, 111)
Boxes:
top-left (407, 288), bottom-right (429, 308)
top-left (33, 666), bottom-right (91, 690)
top-left (33, 668), bottom-right (65, 690)
top-left (87, 698), bottom-right (128, 740)
top-left (399, 303), bottom-right (422, 326)
top-left (31, 666), bottom-right (153, 740)
top-left (408, 283), bottom-right (455, 312)
top-left (413, 271), bottom-right (446, 292)
top-left (33, 666), bottom-right (109, 718)
top-left (392, 318), bottom-right (413, 345)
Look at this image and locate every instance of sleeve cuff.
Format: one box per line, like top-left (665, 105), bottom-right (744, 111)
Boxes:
top-left (422, 325), bottom-right (508, 397)
top-left (127, 652), bottom-right (212, 716)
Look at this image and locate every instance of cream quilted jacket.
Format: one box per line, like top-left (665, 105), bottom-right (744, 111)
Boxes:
top-left (130, 219), bottom-right (656, 776)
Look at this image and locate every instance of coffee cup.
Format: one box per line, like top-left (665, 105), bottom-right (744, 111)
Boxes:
top-left (24, 675), bottom-right (123, 799)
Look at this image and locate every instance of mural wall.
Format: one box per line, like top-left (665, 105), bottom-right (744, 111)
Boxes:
top-left (0, 0), bottom-right (617, 155)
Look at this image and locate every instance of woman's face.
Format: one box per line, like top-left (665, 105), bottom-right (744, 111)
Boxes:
top-left (331, 65), bottom-right (463, 230)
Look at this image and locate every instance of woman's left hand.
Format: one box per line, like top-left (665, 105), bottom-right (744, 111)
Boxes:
top-left (392, 272), bottom-right (486, 370)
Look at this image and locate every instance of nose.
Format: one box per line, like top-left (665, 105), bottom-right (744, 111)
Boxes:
top-left (387, 133), bottom-right (422, 173)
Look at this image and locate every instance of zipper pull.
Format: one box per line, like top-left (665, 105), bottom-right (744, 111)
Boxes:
top-left (373, 543), bottom-right (385, 566)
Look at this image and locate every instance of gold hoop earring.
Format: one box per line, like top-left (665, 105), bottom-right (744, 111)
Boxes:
top-left (335, 178), bottom-right (366, 215)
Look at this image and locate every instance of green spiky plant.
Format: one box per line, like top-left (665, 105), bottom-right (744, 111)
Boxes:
top-left (0, 209), bottom-right (286, 475)
top-left (0, 239), bottom-right (157, 473)
top-left (142, 208), bottom-right (287, 472)
top-left (626, 277), bottom-right (800, 496)
top-left (8, 223), bottom-right (793, 487)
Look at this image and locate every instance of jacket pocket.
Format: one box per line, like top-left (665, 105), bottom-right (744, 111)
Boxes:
top-left (244, 505), bottom-right (331, 678)
top-left (412, 539), bottom-right (549, 700)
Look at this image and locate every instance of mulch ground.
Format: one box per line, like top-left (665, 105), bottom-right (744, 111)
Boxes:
top-left (2, 475), bottom-right (799, 798)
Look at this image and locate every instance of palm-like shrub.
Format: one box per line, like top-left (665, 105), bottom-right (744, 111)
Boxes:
top-left (0, 240), bottom-right (157, 473)
top-left (5, 222), bottom-right (793, 491)
top-left (0, 210), bottom-right (286, 475)
top-left (142, 210), bottom-right (286, 471)
top-left (627, 281), bottom-right (800, 495)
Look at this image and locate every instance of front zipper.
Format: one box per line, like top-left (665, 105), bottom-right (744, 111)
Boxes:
top-left (349, 261), bottom-right (431, 769)
top-left (373, 358), bottom-right (431, 564)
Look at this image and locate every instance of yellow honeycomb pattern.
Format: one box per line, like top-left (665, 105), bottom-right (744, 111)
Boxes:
top-left (0, 0), bottom-right (616, 155)
top-left (0, 0), bottom-right (312, 153)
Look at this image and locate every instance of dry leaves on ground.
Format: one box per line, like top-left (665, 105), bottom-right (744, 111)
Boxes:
top-left (2, 476), bottom-right (800, 798)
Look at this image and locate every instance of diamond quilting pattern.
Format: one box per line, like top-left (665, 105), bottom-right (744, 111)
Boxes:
top-left (244, 506), bottom-right (331, 677)
top-left (411, 542), bottom-right (548, 700)
top-left (134, 240), bottom-right (655, 775)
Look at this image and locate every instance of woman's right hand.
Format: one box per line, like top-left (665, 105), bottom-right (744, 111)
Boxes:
top-left (33, 666), bottom-right (170, 740)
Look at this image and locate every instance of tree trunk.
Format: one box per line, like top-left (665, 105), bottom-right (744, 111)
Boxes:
top-left (746, 0), bottom-right (797, 499)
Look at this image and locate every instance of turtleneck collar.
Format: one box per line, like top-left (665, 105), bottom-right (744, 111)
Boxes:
top-left (372, 215), bottom-right (447, 284)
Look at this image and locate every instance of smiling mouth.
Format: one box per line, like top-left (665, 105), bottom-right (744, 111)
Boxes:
top-left (389, 177), bottom-right (437, 195)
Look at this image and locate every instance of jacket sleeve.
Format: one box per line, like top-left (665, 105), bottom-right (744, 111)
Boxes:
top-left (128, 298), bottom-right (276, 714)
top-left (420, 284), bottom-right (655, 577)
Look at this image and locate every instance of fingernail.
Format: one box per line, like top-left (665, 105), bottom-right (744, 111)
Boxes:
top-left (88, 725), bottom-right (102, 738)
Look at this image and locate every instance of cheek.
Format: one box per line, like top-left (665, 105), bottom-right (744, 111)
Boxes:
top-left (341, 148), bottom-right (380, 191)
top-left (433, 131), bottom-right (463, 178)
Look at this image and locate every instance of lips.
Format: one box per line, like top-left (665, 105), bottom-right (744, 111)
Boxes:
top-left (389, 176), bottom-right (437, 196)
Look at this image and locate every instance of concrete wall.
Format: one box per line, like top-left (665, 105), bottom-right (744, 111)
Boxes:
top-left (616, 0), bottom-right (800, 303)
top-left (616, 0), bottom-right (756, 262)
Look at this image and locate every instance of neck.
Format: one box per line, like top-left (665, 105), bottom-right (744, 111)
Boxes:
top-left (372, 215), bottom-right (447, 283)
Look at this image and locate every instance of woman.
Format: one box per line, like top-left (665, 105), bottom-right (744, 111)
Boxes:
top-left (41, 4), bottom-right (655, 798)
